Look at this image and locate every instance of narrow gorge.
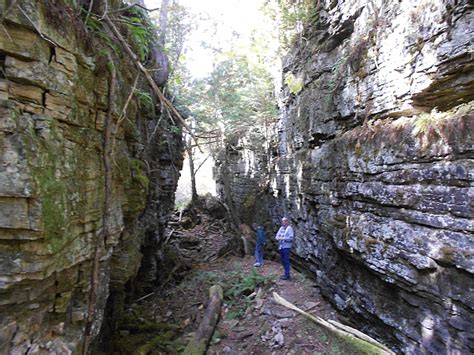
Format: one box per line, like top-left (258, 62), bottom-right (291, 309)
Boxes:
top-left (0, 1), bottom-right (473, 354)
top-left (216, 1), bottom-right (473, 354)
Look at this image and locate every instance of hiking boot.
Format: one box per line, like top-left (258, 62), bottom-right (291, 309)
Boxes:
top-left (280, 275), bottom-right (290, 280)
top-left (254, 263), bottom-right (261, 267)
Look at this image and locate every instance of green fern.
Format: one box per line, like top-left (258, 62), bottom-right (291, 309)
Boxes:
top-left (134, 90), bottom-right (154, 111)
top-left (82, 11), bottom-right (120, 54)
top-left (122, 11), bottom-right (156, 61)
top-left (125, 23), bottom-right (150, 60)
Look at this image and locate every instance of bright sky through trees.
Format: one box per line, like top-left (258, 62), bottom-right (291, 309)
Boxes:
top-left (145, 0), bottom-right (268, 77)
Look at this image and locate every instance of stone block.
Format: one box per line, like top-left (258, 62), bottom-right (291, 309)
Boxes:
top-left (0, 106), bottom-right (17, 134)
top-left (27, 277), bottom-right (55, 302)
top-left (95, 110), bottom-right (106, 131)
top-left (45, 92), bottom-right (72, 121)
top-left (71, 310), bottom-right (86, 324)
top-left (54, 292), bottom-right (72, 313)
top-left (0, 321), bottom-right (17, 353)
top-left (75, 65), bottom-right (95, 107)
top-left (15, 101), bottom-right (44, 115)
top-left (0, 229), bottom-right (42, 241)
top-left (94, 78), bottom-right (109, 110)
top-left (0, 132), bottom-right (34, 198)
top-left (8, 82), bottom-right (43, 104)
top-left (53, 47), bottom-right (77, 74)
top-left (0, 24), bottom-right (50, 62)
top-left (5, 56), bottom-right (73, 95)
top-left (0, 196), bottom-right (30, 229)
top-left (0, 80), bottom-right (8, 100)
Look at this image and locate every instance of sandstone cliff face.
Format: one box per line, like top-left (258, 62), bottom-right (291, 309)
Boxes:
top-left (217, 0), bottom-right (473, 353)
top-left (0, 2), bottom-right (182, 353)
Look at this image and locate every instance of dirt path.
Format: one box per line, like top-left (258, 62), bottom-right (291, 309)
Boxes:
top-left (205, 256), bottom-right (343, 355)
top-left (111, 205), bottom-right (368, 354)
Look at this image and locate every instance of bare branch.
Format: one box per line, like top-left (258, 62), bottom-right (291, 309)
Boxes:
top-left (103, 15), bottom-right (195, 139)
top-left (195, 153), bottom-right (211, 174)
top-left (84, 0), bottom-right (94, 28)
top-left (99, 0), bottom-right (109, 20)
top-left (107, 4), bottom-right (160, 15)
top-left (17, 5), bottom-right (59, 47)
top-left (0, 23), bottom-right (12, 42)
top-left (112, 73), bottom-right (140, 166)
top-left (0, 0), bottom-right (19, 22)
top-left (188, 140), bottom-right (222, 148)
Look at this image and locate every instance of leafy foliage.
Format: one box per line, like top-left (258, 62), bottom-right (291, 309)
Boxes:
top-left (262, 0), bottom-right (318, 50)
top-left (195, 268), bottom-right (274, 320)
top-left (82, 11), bottom-right (119, 54)
top-left (182, 53), bottom-right (277, 148)
top-left (151, 2), bottom-right (196, 94)
top-left (225, 269), bottom-right (272, 298)
top-left (285, 72), bottom-right (304, 94)
top-left (134, 90), bottom-right (154, 112)
top-left (122, 8), bottom-right (156, 61)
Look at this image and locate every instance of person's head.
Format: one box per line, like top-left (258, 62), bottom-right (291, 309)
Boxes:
top-left (281, 217), bottom-right (289, 226)
top-left (252, 223), bottom-right (258, 230)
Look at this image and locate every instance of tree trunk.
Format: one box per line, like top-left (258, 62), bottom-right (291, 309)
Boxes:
top-left (186, 141), bottom-right (198, 202)
top-left (158, 0), bottom-right (169, 48)
top-left (220, 162), bottom-right (240, 228)
top-left (184, 285), bottom-right (223, 355)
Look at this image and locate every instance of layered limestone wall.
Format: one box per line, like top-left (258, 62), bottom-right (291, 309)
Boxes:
top-left (217, 0), bottom-right (473, 353)
top-left (0, 1), bottom-right (182, 353)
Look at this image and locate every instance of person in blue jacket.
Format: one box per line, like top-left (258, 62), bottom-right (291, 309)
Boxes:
top-left (275, 217), bottom-right (294, 280)
top-left (252, 223), bottom-right (266, 267)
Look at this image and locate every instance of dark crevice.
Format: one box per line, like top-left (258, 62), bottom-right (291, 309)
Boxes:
top-left (0, 52), bottom-right (6, 78)
top-left (42, 89), bottom-right (49, 107)
top-left (48, 46), bottom-right (56, 64)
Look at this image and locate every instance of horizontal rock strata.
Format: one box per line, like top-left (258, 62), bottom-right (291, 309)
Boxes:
top-left (217, 1), bottom-right (474, 353)
top-left (0, 2), bottom-right (182, 353)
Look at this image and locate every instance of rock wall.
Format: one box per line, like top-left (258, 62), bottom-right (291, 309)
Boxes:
top-left (0, 1), bottom-right (182, 353)
top-left (217, 0), bottom-right (473, 353)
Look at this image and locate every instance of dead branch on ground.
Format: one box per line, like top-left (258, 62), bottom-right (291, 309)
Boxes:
top-left (184, 285), bottom-right (223, 355)
top-left (273, 292), bottom-right (394, 354)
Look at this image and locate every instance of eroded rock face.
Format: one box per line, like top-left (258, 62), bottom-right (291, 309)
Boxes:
top-left (0, 2), bottom-right (182, 353)
top-left (217, 0), bottom-right (473, 353)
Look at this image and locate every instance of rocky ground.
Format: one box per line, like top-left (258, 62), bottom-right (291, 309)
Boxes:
top-left (109, 202), bottom-right (376, 354)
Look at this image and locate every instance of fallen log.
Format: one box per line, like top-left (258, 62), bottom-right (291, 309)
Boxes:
top-left (272, 292), bottom-right (394, 355)
top-left (184, 285), bottom-right (223, 355)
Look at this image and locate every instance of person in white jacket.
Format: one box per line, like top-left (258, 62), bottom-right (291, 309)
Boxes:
top-left (275, 217), bottom-right (294, 280)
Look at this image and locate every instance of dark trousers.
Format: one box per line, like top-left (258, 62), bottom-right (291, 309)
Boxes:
top-left (255, 244), bottom-right (264, 264)
top-left (279, 248), bottom-right (291, 277)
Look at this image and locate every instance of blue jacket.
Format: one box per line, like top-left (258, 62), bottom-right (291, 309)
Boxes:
top-left (256, 226), bottom-right (266, 246)
top-left (276, 225), bottom-right (294, 250)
